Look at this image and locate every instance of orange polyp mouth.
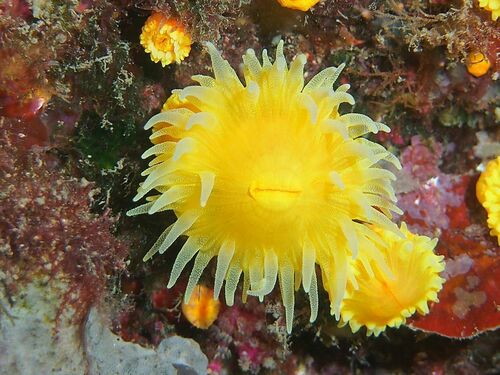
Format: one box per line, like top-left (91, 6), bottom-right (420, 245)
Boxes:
top-left (155, 35), bottom-right (173, 50)
top-left (249, 180), bottom-right (303, 211)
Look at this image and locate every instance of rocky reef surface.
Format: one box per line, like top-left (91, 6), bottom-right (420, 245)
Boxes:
top-left (0, 280), bottom-right (207, 375)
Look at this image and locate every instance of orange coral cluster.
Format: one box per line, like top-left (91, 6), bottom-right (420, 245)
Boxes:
top-left (140, 12), bottom-right (192, 67)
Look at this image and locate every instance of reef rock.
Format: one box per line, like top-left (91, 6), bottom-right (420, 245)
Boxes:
top-left (85, 309), bottom-right (208, 375)
top-left (0, 281), bottom-right (85, 374)
top-left (0, 280), bottom-right (208, 375)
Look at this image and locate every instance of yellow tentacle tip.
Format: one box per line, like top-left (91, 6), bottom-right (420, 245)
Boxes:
top-left (478, 0), bottom-right (500, 21)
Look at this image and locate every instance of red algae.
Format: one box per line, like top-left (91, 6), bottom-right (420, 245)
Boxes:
top-left (0, 49), bottom-right (52, 120)
top-left (0, 123), bottom-right (128, 325)
top-left (398, 137), bottom-right (500, 337)
top-left (409, 232), bottom-right (499, 338)
top-left (396, 136), bottom-right (467, 235)
top-left (0, 0), bottom-right (31, 19)
top-left (1, 117), bottom-right (49, 151)
top-left (206, 297), bottom-right (294, 374)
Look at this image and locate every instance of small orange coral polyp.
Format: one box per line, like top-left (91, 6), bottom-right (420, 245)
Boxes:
top-left (277, 0), bottom-right (320, 11)
top-left (466, 52), bottom-right (491, 78)
top-left (181, 284), bottom-right (220, 329)
top-left (140, 12), bottom-right (191, 67)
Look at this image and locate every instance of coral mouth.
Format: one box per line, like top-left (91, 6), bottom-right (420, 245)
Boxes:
top-left (248, 181), bottom-right (302, 211)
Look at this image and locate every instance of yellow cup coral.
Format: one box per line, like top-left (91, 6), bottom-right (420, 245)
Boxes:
top-left (140, 12), bottom-right (192, 67)
top-left (477, 156), bottom-right (500, 245)
top-left (340, 223), bottom-right (445, 336)
top-left (478, 0), bottom-right (500, 21)
top-left (277, 0), bottom-right (320, 11)
top-left (128, 41), bottom-right (403, 333)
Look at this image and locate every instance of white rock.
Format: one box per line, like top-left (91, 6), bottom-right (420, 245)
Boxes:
top-left (0, 280), bottom-right (207, 375)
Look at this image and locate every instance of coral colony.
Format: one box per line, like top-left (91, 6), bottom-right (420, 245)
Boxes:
top-left (129, 41), bottom-right (445, 334)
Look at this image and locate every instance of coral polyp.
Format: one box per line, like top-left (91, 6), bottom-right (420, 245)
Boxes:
top-left (128, 41), bottom-right (403, 333)
top-left (140, 12), bottom-right (192, 67)
top-left (477, 156), bottom-right (500, 245)
top-left (466, 51), bottom-right (491, 78)
top-left (339, 223), bottom-right (445, 336)
top-left (182, 284), bottom-right (220, 329)
top-left (478, 0), bottom-right (500, 21)
top-left (277, 0), bottom-right (320, 11)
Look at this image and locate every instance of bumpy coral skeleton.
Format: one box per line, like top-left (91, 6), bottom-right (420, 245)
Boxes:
top-left (128, 41), bottom-right (444, 333)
